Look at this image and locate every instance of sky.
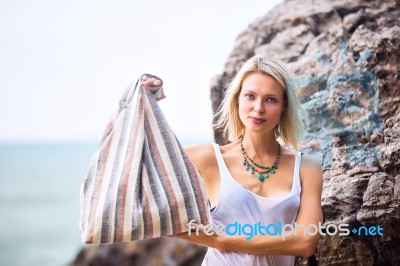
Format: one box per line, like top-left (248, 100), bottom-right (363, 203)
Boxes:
top-left (0, 0), bottom-right (283, 143)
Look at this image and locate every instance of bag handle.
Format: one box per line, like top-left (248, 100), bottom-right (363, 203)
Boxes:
top-left (119, 73), bottom-right (165, 109)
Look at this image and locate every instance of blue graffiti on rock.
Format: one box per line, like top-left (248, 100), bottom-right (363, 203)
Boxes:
top-left (290, 39), bottom-right (382, 168)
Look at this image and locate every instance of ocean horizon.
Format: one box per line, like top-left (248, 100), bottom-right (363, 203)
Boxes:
top-left (0, 137), bottom-right (212, 266)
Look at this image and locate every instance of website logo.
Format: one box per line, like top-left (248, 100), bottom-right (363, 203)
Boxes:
top-left (187, 220), bottom-right (384, 241)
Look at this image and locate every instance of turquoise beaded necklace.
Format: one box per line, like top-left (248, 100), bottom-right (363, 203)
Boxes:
top-left (240, 135), bottom-right (281, 182)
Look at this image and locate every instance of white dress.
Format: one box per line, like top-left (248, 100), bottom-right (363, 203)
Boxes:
top-left (201, 144), bottom-right (302, 266)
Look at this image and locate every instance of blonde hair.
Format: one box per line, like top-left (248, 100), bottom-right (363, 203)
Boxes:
top-left (214, 55), bottom-right (306, 150)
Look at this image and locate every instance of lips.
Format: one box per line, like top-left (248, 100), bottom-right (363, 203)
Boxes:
top-left (250, 117), bottom-right (266, 124)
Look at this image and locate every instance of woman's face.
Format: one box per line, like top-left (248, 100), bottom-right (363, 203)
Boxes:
top-left (238, 72), bottom-right (287, 135)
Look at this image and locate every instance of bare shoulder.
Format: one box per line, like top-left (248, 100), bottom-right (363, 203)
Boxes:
top-left (184, 143), bottom-right (216, 174)
top-left (300, 153), bottom-right (322, 169)
top-left (217, 141), bottom-right (238, 155)
top-left (299, 153), bottom-right (323, 184)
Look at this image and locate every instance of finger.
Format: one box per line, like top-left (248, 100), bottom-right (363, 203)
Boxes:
top-left (186, 222), bottom-right (199, 228)
top-left (153, 79), bottom-right (161, 86)
top-left (141, 80), bottom-right (156, 88)
top-left (148, 77), bottom-right (161, 86)
top-left (142, 78), bottom-right (161, 88)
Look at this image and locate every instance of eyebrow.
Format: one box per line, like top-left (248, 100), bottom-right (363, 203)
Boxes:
top-left (242, 89), bottom-right (278, 97)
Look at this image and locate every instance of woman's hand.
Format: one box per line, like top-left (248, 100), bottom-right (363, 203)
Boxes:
top-left (140, 74), bottom-right (162, 88)
top-left (139, 74), bottom-right (165, 101)
top-left (167, 222), bottom-right (225, 250)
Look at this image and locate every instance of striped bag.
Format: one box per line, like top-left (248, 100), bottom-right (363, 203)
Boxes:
top-left (80, 74), bottom-right (210, 244)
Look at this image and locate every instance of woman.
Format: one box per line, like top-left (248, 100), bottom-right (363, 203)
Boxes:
top-left (141, 55), bottom-right (323, 265)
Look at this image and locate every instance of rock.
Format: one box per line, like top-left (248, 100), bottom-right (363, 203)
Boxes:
top-left (70, 238), bottom-right (207, 266)
top-left (210, 0), bottom-right (399, 264)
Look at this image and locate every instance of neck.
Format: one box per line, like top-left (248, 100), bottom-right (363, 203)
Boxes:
top-left (241, 131), bottom-right (280, 158)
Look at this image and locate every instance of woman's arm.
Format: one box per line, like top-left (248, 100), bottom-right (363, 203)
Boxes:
top-left (174, 154), bottom-right (323, 257)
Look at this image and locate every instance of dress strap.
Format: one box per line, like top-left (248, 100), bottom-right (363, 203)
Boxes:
top-left (211, 143), bottom-right (235, 182)
top-left (292, 151), bottom-right (303, 192)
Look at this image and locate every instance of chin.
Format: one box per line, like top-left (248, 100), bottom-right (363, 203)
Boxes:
top-left (246, 124), bottom-right (267, 133)
top-left (245, 123), bottom-right (275, 134)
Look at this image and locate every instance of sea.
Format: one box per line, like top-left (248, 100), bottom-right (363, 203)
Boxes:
top-left (0, 142), bottom-right (97, 266)
top-left (0, 138), bottom-right (210, 266)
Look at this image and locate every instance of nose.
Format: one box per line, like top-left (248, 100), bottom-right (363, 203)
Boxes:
top-left (253, 100), bottom-right (265, 114)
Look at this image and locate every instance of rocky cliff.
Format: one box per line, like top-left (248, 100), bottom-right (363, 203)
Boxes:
top-left (72, 0), bottom-right (400, 265)
top-left (211, 0), bottom-right (400, 265)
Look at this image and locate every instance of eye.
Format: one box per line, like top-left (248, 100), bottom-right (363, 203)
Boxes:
top-left (266, 97), bottom-right (277, 103)
top-left (244, 94), bottom-right (255, 100)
